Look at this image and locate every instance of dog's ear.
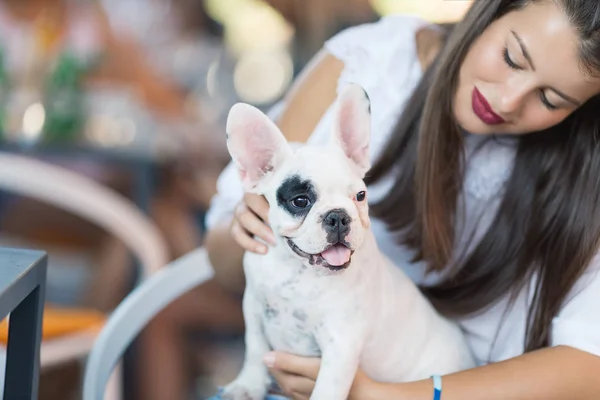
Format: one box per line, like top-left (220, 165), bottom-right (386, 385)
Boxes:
top-left (226, 103), bottom-right (292, 193)
top-left (331, 83), bottom-right (371, 177)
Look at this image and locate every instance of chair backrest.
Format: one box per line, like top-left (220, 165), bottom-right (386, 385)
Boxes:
top-left (82, 247), bottom-right (214, 400)
top-left (0, 151), bottom-right (169, 277)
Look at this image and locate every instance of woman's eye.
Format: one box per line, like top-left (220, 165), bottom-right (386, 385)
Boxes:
top-left (502, 46), bottom-right (559, 111)
top-left (503, 47), bottom-right (522, 70)
top-left (355, 191), bottom-right (366, 202)
top-left (540, 91), bottom-right (558, 111)
top-left (291, 197), bottom-right (310, 208)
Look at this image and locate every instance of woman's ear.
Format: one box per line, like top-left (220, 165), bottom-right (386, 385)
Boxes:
top-left (415, 26), bottom-right (445, 72)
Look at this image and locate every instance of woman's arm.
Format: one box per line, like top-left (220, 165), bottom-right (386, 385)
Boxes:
top-left (364, 346), bottom-right (600, 400)
top-left (204, 50), bottom-right (344, 293)
top-left (204, 218), bottom-right (247, 293)
top-left (265, 346), bottom-right (600, 400)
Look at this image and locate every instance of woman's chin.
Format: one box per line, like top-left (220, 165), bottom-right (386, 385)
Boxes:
top-left (455, 110), bottom-right (501, 135)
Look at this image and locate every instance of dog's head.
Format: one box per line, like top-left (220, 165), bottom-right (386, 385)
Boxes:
top-left (226, 84), bottom-right (371, 271)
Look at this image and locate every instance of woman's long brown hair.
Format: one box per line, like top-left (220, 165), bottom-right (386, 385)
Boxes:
top-left (366, 0), bottom-right (600, 352)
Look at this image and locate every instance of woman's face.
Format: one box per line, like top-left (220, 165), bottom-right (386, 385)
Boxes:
top-left (454, 0), bottom-right (600, 135)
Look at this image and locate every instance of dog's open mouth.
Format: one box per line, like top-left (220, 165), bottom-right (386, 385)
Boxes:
top-left (286, 239), bottom-right (353, 271)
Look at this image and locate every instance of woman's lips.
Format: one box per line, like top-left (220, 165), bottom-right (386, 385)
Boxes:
top-left (472, 87), bottom-right (506, 125)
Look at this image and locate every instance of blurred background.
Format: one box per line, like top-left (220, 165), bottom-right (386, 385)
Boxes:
top-left (0, 0), bottom-right (472, 398)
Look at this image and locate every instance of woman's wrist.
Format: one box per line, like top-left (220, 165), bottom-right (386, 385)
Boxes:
top-left (355, 347), bottom-right (600, 400)
top-left (356, 378), bottom-right (437, 400)
top-left (350, 375), bottom-right (410, 400)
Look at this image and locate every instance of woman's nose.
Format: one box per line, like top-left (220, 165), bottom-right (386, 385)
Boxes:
top-left (498, 88), bottom-right (528, 115)
top-left (497, 76), bottom-right (534, 116)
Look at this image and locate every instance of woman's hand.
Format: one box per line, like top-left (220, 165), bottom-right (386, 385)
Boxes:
top-left (263, 351), bottom-right (375, 400)
top-left (230, 193), bottom-right (277, 254)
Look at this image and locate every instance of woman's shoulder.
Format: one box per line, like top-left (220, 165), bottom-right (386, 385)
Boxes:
top-left (322, 14), bottom-right (444, 111)
top-left (324, 14), bottom-right (438, 71)
top-left (315, 15), bottom-right (442, 169)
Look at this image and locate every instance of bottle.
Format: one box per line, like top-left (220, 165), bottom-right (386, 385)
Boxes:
top-left (43, 51), bottom-right (85, 144)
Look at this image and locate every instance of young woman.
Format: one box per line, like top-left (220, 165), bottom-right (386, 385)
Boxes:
top-left (205, 0), bottom-right (600, 398)
top-left (140, 0), bottom-right (600, 398)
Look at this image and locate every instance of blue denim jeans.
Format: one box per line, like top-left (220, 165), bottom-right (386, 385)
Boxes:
top-left (207, 388), bottom-right (289, 400)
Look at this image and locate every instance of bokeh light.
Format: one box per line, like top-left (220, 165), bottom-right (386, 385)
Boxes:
top-left (371, 0), bottom-right (473, 22)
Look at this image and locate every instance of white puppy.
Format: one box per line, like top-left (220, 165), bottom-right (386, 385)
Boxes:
top-left (220, 84), bottom-right (474, 400)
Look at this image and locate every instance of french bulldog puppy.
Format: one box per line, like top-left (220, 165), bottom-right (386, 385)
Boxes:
top-left (221, 84), bottom-right (474, 400)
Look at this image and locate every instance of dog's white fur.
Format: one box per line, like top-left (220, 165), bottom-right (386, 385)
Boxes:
top-left (221, 84), bottom-right (475, 400)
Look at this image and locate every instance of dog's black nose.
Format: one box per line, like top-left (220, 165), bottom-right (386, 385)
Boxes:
top-left (322, 209), bottom-right (351, 242)
top-left (324, 210), bottom-right (350, 228)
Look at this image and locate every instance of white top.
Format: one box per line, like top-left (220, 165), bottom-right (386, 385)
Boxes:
top-left (205, 15), bottom-right (600, 366)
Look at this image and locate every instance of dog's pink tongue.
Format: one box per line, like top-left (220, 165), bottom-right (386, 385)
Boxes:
top-left (320, 244), bottom-right (351, 266)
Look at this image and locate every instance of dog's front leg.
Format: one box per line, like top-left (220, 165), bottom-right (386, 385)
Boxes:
top-left (221, 290), bottom-right (271, 400)
top-left (310, 322), bottom-right (365, 400)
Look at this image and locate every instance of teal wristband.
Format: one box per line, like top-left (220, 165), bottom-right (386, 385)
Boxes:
top-left (432, 375), bottom-right (442, 400)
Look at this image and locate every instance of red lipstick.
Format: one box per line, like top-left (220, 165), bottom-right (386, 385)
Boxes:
top-left (472, 87), bottom-right (505, 125)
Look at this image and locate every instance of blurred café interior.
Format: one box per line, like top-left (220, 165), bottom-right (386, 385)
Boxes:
top-left (0, 0), bottom-right (472, 398)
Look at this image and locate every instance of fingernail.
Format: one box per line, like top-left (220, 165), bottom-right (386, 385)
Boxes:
top-left (263, 352), bottom-right (276, 368)
top-left (257, 245), bottom-right (267, 254)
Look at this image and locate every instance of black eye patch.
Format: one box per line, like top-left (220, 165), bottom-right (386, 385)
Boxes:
top-left (276, 175), bottom-right (318, 218)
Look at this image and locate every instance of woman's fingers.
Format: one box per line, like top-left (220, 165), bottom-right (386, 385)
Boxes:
top-left (230, 218), bottom-right (267, 254)
top-left (270, 369), bottom-right (315, 400)
top-left (265, 352), bottom-right (321, 379)
top-left (244, 193), bottom-right (271, 223)
top-left (235, 202), bottom-right (276, 244)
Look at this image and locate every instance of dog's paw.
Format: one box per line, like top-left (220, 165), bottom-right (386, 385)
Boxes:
top-left (219, 383), bottom-right (268, 400)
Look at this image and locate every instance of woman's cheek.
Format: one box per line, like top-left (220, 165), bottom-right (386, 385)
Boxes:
top-left (518, 107), bottom-right (571, 133)
top-left (467, 40), bottom-right (509, 84)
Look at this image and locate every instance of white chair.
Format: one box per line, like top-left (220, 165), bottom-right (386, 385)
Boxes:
top-left (82, 247), bottom-right (215, 400)
top-left (0, 151), bottom-right (170, 399)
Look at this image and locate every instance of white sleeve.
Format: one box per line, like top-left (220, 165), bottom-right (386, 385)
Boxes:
top-left (551, 255), bottom-right (600, 356)
top-left (322, 14), bottom-right (431, 164)
top-left (324, 14), bottom-right (431, 103)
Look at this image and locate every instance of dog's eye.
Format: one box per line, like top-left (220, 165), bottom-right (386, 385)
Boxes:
top-left (355, 191), bottom-right (366, 202)
top-left (290, 196), bottom-right (310, 208)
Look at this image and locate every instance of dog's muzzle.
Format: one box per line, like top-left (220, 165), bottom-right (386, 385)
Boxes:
top-left (286, 239), bottom-right (353, 271)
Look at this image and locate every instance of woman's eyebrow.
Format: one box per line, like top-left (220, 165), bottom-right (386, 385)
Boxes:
top-left (511, 30), bottom-right (535, 71)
